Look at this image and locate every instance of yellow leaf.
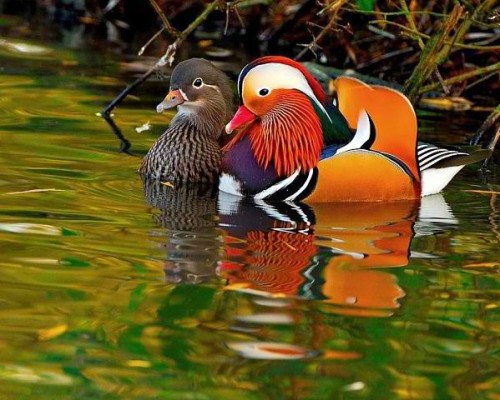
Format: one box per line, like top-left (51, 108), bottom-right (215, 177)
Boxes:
top-left (161, 181), bottom-right (175, 188)
top-left (38, 324), bottom-right (67, 341)
top-left (124, 360), bottom-right (152, 368)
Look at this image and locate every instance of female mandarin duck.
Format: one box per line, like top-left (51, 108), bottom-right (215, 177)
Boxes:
top-left (221, 56), bottom-right (490, 202)
top-left (140, 58), bottom-right (233, 184)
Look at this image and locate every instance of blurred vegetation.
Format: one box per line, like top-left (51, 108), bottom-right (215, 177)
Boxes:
top-left (1, 0), bottom-right (498, 150)
top-left (1, 1), bottom-right (498, 102)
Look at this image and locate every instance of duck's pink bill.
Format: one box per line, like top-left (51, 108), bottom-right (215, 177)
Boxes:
top-left (157, 89), bottom-right (185, 113)
top-left (225, 105), bottom-right (256, 134)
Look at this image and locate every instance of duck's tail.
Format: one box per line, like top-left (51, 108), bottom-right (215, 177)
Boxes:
top-left (418, 142), bottom-right (491, 196)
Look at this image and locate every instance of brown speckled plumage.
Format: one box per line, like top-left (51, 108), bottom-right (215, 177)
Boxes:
top-left (139, 58), bottom-right (234, 184)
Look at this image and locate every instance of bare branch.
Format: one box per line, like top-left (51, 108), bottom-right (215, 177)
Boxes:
top-left (148, 0), bottom-right (180, 37)
top-left (295, 0), bottom-right (347, 60)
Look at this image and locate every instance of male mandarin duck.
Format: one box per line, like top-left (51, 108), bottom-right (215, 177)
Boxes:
top-left (140, 58), bottom-right (234, 184)
top-left (220, 56), bottom-right (490, 202)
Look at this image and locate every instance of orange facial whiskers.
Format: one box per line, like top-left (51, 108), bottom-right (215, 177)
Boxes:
top-left (250, 90), bottom-right (323, 177)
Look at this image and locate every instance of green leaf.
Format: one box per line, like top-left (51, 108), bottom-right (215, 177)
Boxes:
top-left (357, 0), bottom-right (376, 11)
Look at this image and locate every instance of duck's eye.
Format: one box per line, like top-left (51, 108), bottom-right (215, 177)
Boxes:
top-left (258, 88), bottom-right (270, 96)
top-left (193, 78), bottom-right (204, 88)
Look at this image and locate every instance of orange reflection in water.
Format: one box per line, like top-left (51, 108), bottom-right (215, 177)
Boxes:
top-left (219, 198), bottom-right (419, 317)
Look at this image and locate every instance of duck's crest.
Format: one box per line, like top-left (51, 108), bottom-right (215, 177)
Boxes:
top-left (237, 56), bottom-right (327, 105)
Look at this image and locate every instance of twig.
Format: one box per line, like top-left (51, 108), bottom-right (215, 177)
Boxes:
top-left (399, 0), bottom-right (424, 50)
top-left (102, 114), bottom-right (133, 154)
top-left (470, 106), bottom-right (500, 146)
top-left (370, 20), bottom-right (500, 51)
top-left (442, 0), bottom-right (497, 56)
top-left (101, 68), bottom-right (156, 116)
top-left (157, 0), bottom-right (222, 66)
top-left (399, 0), bottom-right (449, 94)
top-left (464, 72), bottom-right (498, 91)
top-left (295, 0), bottom-right (347, 60)
top-left (147, 0), bottom-right (179, 37)
top-left (433, 69), bottom-right (450, 95)
top-left (224, 2), bottom-right (230, 35)
top-left (233, 6), bottom-right (245, 29)
top-left (356, 47), bottom-right (414, 69)
top-left (403, 4), bottom-right (464, 101)
top-left (418, 61), bottom-right (500, 93)
top-left (138, 26), bottom-right (165, 56)
top-left (482, 126), bottom-right (499, 170)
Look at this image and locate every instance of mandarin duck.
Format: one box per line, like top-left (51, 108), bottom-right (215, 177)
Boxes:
top-left (140, 58), bottom-right (234, 184)
top-left (221, 56), bottom-right (490, 202)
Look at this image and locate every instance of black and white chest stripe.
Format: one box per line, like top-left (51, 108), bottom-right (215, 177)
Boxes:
top-left (219, 168), bottom-right (319, 201)
top-left (254, 168), bottom-right (319, 201)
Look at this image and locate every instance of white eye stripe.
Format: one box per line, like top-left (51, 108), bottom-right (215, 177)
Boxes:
top-left (179, 88), bottom-right (189, 101)
top-left (192, 77), bottom-right (204, 88)
top-left (204, 83), bottom-right (222, 94)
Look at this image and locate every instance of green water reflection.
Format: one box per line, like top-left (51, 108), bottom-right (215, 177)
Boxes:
top-left (0, 37), bottom-right (498, 400)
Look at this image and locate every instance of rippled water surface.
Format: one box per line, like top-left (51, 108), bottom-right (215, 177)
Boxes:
top-left (0, 38), bottom-right (498, 400)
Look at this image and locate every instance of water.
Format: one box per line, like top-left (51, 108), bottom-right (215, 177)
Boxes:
top-left (0, 37), bottom-right (499, 400)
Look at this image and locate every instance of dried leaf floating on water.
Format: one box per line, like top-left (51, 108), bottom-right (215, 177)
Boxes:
top-left (135, 121), bottom-right (152, 133)
top-left (38, 324), bottom-right (68, 341)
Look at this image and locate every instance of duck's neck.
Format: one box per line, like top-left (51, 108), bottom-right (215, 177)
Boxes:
top-left (249, 93), bottom-right (324, 177)
top-left (171, 99), bottom-right (227, 140)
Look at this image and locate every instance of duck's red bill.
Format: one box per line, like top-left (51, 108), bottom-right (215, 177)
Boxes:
top-left (225, 105), bottom-right (256, 134)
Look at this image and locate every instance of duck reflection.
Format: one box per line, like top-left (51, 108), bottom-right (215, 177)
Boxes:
top-left (142, 178), bottom-right (220, 284)
top-left (143, 175), bottom-right (458, 317)
top-left (218, 194), bottom-right (455, 318)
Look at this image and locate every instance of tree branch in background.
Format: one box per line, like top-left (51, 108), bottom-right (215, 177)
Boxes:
top-left (399, 0), bottom-right (424, 50)
top-left (157, 0), bottom-right (221, 66)
top-left (295, 0), bottom-right (347, 60)
top-left (470, 106), bottom-right (500, 146)
top-left (101, 0), bottom-right (222, 117)
top-left (148, 0), bottom-right (180, 38)
top-left (418, 62), bottom-right (500, 94)
top-left (442, 0), bottom-right (497, 55)
top-left (399, 0), bottom-right (449, 94)
top-left (371, 20), bottom-right (500, 51)
top-left (138, 26), bottom-right (165, 56)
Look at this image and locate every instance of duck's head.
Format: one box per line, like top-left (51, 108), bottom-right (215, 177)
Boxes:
top-left (225, 56), bottom-right (329, 176)
top-left (157, 58), bottom-right (234, 138)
